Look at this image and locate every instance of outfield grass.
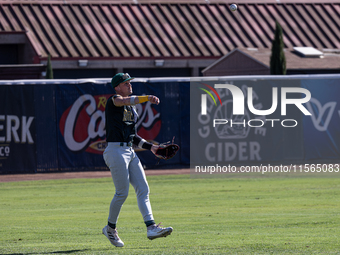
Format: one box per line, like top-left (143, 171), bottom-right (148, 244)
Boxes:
top-left (0, 174), bottom-right (340, 254)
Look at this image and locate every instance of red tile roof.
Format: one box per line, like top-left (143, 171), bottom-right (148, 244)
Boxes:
top-left (0, 1), bottom-right (339, 59)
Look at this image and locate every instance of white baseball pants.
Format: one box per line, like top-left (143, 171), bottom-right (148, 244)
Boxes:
top-left (103, 142), bottom-right (154, 225)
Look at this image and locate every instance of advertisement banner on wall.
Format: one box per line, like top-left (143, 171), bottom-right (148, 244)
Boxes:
top-left (0, 86), bottom-right (36, 174)
top-left (56, 83), bottom-right (111, 170)
top-left (190, 76), bottom-right (311, 175)
top-left (55, 81), bottom-right (184, 171)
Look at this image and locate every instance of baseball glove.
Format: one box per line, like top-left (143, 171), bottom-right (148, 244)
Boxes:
top-left (155, 144), bottom-right (180, 160)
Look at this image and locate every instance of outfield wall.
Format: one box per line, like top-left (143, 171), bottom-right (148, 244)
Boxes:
top-left (0, 75), bottom-right (339, 174)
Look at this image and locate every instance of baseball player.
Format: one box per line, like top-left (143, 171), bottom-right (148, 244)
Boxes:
top-left (102, 73), bottom-right (173, 247)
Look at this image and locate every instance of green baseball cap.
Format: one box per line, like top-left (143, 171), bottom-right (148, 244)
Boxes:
top-left (111, 73), bottom-right (134, 88)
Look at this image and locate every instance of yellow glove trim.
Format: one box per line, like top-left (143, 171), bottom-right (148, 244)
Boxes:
top-left (137, 95), bottom-right (149, 104)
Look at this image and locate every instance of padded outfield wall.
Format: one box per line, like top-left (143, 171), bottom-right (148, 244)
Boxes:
top-left (0, 75), bottom-right (339, 174)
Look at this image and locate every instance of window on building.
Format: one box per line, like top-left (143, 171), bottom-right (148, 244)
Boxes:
top-left (0, 44), bottom-right (19, 64)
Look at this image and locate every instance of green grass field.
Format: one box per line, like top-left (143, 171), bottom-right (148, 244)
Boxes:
top-left (1, 174), bottom-right (340, 254)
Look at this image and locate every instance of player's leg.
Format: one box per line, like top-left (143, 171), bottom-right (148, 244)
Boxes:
top-left (102, 144), bottom-right (132, 247)
top-left (129, 150), bottom-right (173, 240)
top-left (104, 145), bottom-right (131, 225)
top-left (128, 151), bottom-right (154, 223)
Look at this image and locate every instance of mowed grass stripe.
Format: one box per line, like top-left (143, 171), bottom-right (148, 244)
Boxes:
top-left (0, 175), bottom-right (339, 254)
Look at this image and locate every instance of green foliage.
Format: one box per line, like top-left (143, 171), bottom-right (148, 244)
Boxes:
top-left (46, 54), bottom-right (53, 79)
top-left (1, 175), bottom-right (340, 254)
top-left (270, 20), bottom-right (286, 75)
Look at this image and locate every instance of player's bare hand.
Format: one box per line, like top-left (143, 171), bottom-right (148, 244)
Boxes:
top-left (148, 96), bottom-right (160, 105)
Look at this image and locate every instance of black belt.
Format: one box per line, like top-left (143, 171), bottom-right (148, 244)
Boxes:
top-left (120, 142), bottom-right (133, 147)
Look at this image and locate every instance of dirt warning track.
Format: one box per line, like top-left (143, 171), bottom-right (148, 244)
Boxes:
top-left (0, 168), bottom-right (191, 183)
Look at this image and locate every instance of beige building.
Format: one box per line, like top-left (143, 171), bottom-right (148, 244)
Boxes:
top-left (202, 48), bottom-right (340, 76)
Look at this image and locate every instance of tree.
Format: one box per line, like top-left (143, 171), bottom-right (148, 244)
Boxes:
top-left (46, 54), bottom-right (53, 79)
top-left (270, 20), bottom-right (286, 75)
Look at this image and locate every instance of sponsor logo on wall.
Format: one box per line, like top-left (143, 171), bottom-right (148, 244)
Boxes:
top-left (0, 115), bottom-right (35, 167)
top-left (306, 98), bottom-right (337, 132)
top-left (59, 94), bottom-right (161, 154)
top-left (191, 79), bottom-right (313, 165)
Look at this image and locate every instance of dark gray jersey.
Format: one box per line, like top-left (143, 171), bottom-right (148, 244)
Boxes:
top-left (105, 95), bottom-right (137, 143)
